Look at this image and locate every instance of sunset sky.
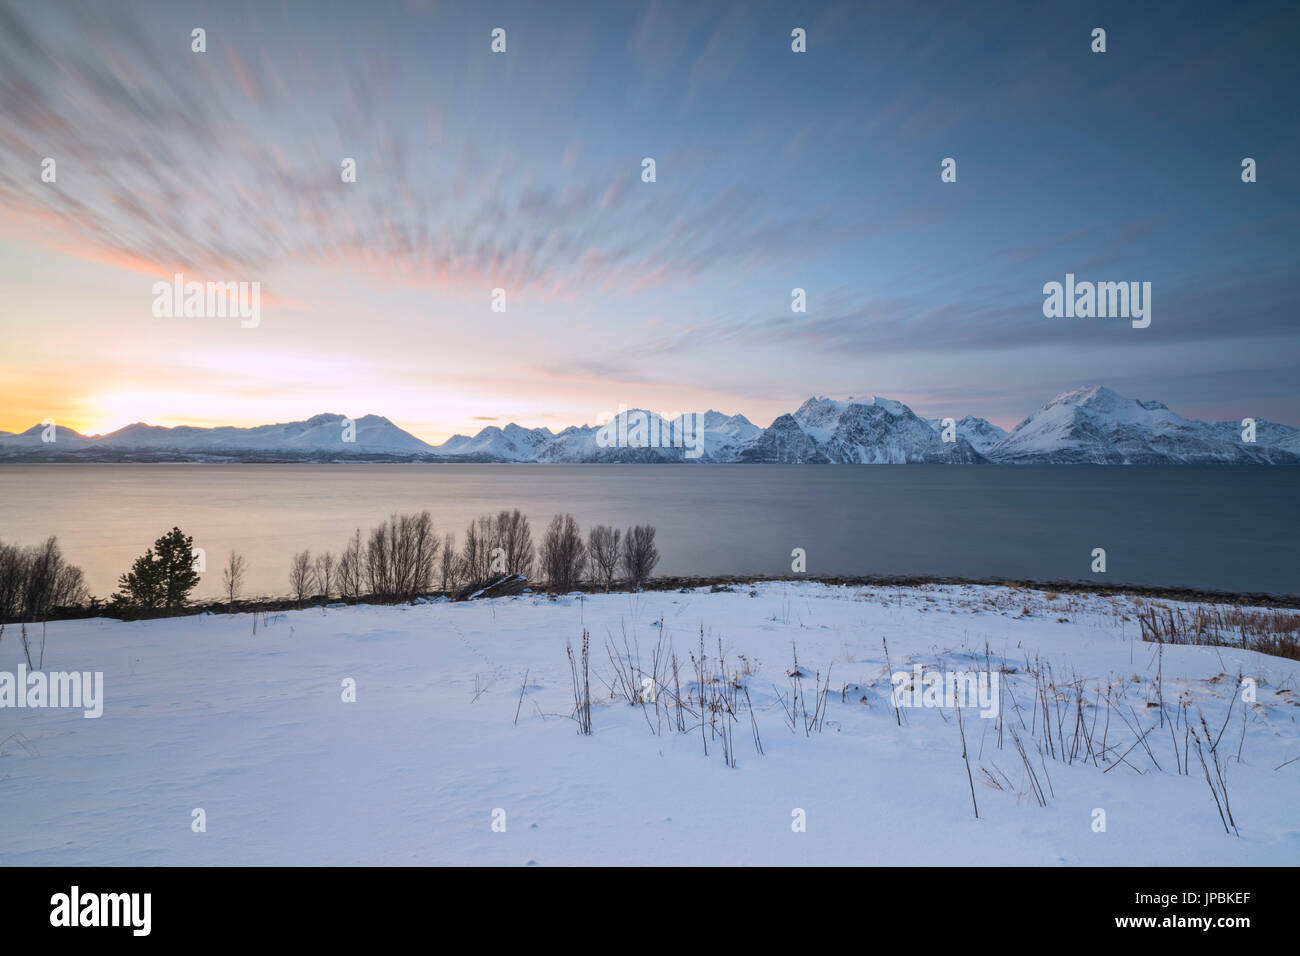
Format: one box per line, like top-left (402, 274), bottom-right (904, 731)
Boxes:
top-left (1, 0), bottom-right (1297, 443)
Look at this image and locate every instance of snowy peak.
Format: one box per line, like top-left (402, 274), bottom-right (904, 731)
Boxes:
top-left (0, 414), bottom-right (436, 459)
top-left (1043, 385), bottom-right (1176, 425)
top-left (990, 385), bottom-right (1300, 464)
top-left (738, 413), bottom-right (829, 463)
top-left (533, 409), bottom-right (701, 463)
top-left (700, 409), bottom-right (760, 437)
top-left (446, 422), bottom-right (557, 461)
top-left (774, 395), bottom-right (984, 463)
top-left (1047, 384), bottom-right (1127, 409)
top-left (794, 394), bottom-right (906, 421)
top-left (6, 423), bottom-right (94, 449)
top-left (926, 416), bottom-right (1009, 454)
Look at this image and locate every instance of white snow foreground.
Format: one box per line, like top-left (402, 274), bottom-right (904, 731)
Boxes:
top-left (1, 582), bottom-right (1297, 866)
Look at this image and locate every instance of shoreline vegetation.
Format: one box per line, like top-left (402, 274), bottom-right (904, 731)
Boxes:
top-left (25, 573), bottom-right (1300, 616)
top-left (3, 510), bottom-right (1298, 662)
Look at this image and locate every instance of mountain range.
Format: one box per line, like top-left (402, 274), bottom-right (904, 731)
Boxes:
top-left (2, 386), bottom-right (1297, 465)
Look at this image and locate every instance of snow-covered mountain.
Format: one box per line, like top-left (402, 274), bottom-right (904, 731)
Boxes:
top-left (736, 413), bottom-right (830, 463)
top-left (534, 419), bottom-right (681, 463)
top-left (739, 396), bottom-right (984, 463)
top-left (0, 413), bottom-right (437, 461)
top-left (698, 410), bottom-right (762, 459)
top-left (0, 423), bottom-right (96, 450)
top-left (531, 409), bottom-right (758, 463)
top-left (987, 386), bottom-right (1300, 464)
top-left (926, 416), bottom-right (1008, 454)
top-left (437, 423), bottom-right (553, 461)
top-left (1, 387), bottom-right (1296, 464)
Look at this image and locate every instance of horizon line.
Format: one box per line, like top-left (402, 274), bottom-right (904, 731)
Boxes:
top-left (4, 383), bottom-right (1297, 446)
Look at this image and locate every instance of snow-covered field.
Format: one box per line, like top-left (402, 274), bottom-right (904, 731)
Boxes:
top-left (1, 582), bottom-right (1297, 866)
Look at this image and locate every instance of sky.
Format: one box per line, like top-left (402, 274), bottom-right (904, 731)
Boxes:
top-left (1, 0), bottom-right (1297, 443)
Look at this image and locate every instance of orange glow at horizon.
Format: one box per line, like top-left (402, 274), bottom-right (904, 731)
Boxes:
top-left (0, 387), bottom-right (612, 446)
top-left (48, 391), bottom-right (472, 444)
top-left (0, 381), bottom-right (793, 446)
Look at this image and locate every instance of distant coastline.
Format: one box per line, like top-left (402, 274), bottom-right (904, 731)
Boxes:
top-left (28, 573), bottom-right (1300, 626)
top-left (3, 386), bottom-right (1299, 465)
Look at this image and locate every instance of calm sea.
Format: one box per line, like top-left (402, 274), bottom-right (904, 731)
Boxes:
top-left (0, 463), bottom-right (1295, 599)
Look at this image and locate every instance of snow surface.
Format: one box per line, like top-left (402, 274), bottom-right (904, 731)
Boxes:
top-left (2, 582), bottom-right (1297, 865)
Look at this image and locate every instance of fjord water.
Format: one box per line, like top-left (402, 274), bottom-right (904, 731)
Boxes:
top-left (0, 463), bottom-right (1295, 600)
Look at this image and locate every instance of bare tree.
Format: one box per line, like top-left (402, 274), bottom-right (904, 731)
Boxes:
top-left (541, 514), bottom-right (587, 592)
top-left (25, 537), bottom-right (84, 618)
top-left (0, 542), bottom-right (23, 641)
top-left (314, 552), bottom-right (336, 600)
top-left (0, 537), bottom-right (87, 639)
top-left (366, 511), bottom-right (439, 602)
top-left (289, 549), bottom-right (316, 604)
top-left (440, 531), bottom-right (460, 592)
top-left (221, 549), bottom-right (247, 604)
top-left (337, 529), bottom-right (363, 600)
top-left (587, 525), bottom-right (621, 591)
top-left (22, 538), bottom-right (58, 619)
top-left (459, 515), bottom-right (494, 585)
top-left (495, 509), bottom-right (535, 578)
top-left (621, 525), bottom-right (660, 589)
top-left (53, 563), bottom-right (88, 609)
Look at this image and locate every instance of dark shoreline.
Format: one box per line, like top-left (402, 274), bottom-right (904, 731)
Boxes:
top-left (647, 574), bottom-right (1300, 609)
top-left (23, 572), bottom-right (1300, 625)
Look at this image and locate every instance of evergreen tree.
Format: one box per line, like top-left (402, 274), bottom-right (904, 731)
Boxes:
top-left (118, 527), bottom-right (201, 610)
top-left (118, 547), bottom-right (163, 610)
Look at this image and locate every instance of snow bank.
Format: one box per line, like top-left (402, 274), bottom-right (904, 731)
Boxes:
top-left (1, 583), bottom-right (1296, 865)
